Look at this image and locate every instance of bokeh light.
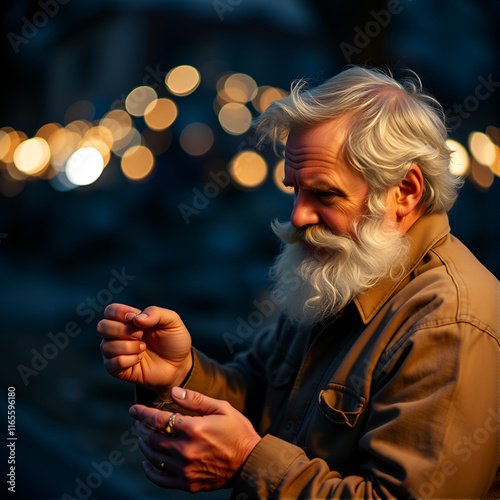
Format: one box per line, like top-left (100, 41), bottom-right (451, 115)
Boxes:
top-left (165, 65), bottom-right (200, 96)
top-left (66, 120), bottom-right (91, 136)
top-left (468, 131), bottom-right (498, 169)
top-left (100, 109), bottom-right (133, 142)
top-left (224, 73), bottom-right (258, 103)
top-left (180, 123), bottom-right (214, 156)
top-left (252, 86), bottom-right (288, 113)
top-left (125, 86), bottom-right (158, 116)
top-left (6, 161), bottom-right (28, 180)
top-left (65, 147), bottom-right (104, 186)
top-left (469, 158), bottom-right (494, 190)
top-left (1, 131), bottom-right (28, 164)
top-left (216, 73), bottom-right (232, 92)
top-left (485, 126), bottom-right (500, 176)
top-left (49, 170), bottom-right (77, 192)
top-left (47, 128), bottom-right (81, 170)
top-left (273, 159), bottom-right (294, 194)
top-left (218, 103), bottom-right (252, 135)
top-left (486, 125), bottom-right (499, 146)
top-left (82, 126), bottom-right (114, 149)
top-left (112, 127), bottom-right (142, 157)
top-left (144, 98), bottom-right (178, 130)
top-left (121, 145), bottom-right (155, 181)
top-left (80, 138), bottom-right (111, 167)
top-left (446, 139), bottom-right (470, 177)
top-left (36, 123), bottom-right (61, 141)
top-left (229, 150), bottom-right (268, 189)
top-left (0, 128), bottom-right (13, 160)
top-left (65, 100), bottom-right (95, 123)
top-left (13, 137), bottom-right (51, 176)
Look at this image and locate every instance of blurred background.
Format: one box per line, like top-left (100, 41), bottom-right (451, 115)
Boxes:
top-left (1, 0), bottom-right (499, 498)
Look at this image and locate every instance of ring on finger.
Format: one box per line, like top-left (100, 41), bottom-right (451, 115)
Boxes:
top-left (165, 413), bottom-right (178, 436)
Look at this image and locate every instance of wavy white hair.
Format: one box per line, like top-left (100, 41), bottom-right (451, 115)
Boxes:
top-left (255, 66), bottom-right (462, 214)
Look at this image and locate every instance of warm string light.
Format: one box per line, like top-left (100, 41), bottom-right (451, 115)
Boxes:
top-left (0, 66), bottom-right (497, 197)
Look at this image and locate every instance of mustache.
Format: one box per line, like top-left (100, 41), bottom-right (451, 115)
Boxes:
top-left (271, 220), bottom-right (353, 251)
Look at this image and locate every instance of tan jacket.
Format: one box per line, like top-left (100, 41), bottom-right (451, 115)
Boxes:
top-left (139, 213), bottom-right (499, 499)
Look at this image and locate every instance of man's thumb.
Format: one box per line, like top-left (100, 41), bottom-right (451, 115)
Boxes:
top-left (171, 386), bottom-right (225, 415)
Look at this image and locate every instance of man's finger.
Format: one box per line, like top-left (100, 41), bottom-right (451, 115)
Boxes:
top-left (100, 339), bottom-right (146, 358)
top-left (142, 460), bottom-right (185, 489)
top-left (130, 405), bottom-right (175, 432)
top-left (138, 438), bottom-right (182, 474)
top-left (129, 306), bottom-right (184, 332)
top-left (171, 387), bottom-right (230, 416)
top-left (103, 303), bottom-right (142, 322)
top-left (103, 354), bottom-right (142, 375)
top-left (97, 319), bottom-right (143, 340)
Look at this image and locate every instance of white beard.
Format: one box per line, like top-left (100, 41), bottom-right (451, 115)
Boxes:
top-left (269, 213), bottom-right (410, 329)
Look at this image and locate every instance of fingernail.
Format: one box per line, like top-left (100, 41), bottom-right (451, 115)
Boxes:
top-left (136, 313), bottom-right (148, 320)
top-left (139, 343), bottom-right (146, 350)
top-left (172, 386), bottom-right (186, 400)
top-left (129, 406), bottom-right (137, 417)
top-left (125, 312), bottom-right (136, 322)
top-left (138, 354), bottom-right (143, 360)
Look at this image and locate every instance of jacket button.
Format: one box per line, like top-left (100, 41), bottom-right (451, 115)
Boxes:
top-left (283, 419), bottom-right (294, 433)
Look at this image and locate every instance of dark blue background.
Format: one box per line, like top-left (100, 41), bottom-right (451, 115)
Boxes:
top-left (1, 1), bottom-right (498, 498)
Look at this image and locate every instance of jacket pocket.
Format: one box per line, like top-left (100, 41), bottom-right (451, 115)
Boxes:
top-left (318, 383), bottom-right (366, 428)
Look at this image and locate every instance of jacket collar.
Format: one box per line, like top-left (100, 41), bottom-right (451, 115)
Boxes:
top-left (353, 212), bottom-right (451, 324)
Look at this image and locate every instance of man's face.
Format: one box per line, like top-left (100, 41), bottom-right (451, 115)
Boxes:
top-left (283, 117), bottom-right (371, 240)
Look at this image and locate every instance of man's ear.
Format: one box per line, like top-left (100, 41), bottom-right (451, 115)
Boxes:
top-left (394, 164), bottom-right (424, 219)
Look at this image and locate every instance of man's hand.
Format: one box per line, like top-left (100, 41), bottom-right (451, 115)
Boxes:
top-left (97, 303), bottom-right (192, 398)
top-left (130, 387), bottom-right (262, 492)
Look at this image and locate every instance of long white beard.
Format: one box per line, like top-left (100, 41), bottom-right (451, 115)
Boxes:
top-left (269, 213), bottom-right (410, 328)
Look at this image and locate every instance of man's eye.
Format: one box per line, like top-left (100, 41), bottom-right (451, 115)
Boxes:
top-left (316, 191), bottom-right (340, 199)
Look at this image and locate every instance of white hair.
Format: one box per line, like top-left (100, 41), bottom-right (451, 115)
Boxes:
top-left (255, 66), bottom-right (462, 214)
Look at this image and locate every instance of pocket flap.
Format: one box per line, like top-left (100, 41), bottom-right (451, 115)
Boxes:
top-left (318, 383), bottom-right (366, 428)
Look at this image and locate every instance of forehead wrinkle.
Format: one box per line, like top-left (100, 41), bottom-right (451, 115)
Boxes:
top-left (285, 145), bottom-right (341, 166)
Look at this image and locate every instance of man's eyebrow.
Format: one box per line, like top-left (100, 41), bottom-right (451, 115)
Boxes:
top-left (282, 176), bottom-right (344, 193)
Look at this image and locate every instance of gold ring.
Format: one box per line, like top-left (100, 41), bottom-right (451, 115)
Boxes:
top-left (165, 413), bottom-right (177, 436)
top-left (158, 461), bottom-right (166, 472)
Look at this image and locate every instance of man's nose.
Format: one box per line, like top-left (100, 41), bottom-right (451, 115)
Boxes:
top-left (290, 192), bottom-right (320, 228)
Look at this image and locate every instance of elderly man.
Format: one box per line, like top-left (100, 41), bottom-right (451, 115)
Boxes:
top-left (97, 67), bottom-right (499, 498)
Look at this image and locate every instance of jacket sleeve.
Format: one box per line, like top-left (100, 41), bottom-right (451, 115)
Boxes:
top-left (230, 321), bottom-right (499, 499)
top-left (184, 320), bottom-right (284, 425)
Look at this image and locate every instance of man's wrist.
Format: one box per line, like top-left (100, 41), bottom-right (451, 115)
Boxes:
top-left (154, 352), bottom-right (194, 402)
top-left (174, 351), bottom-right (194, 388)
